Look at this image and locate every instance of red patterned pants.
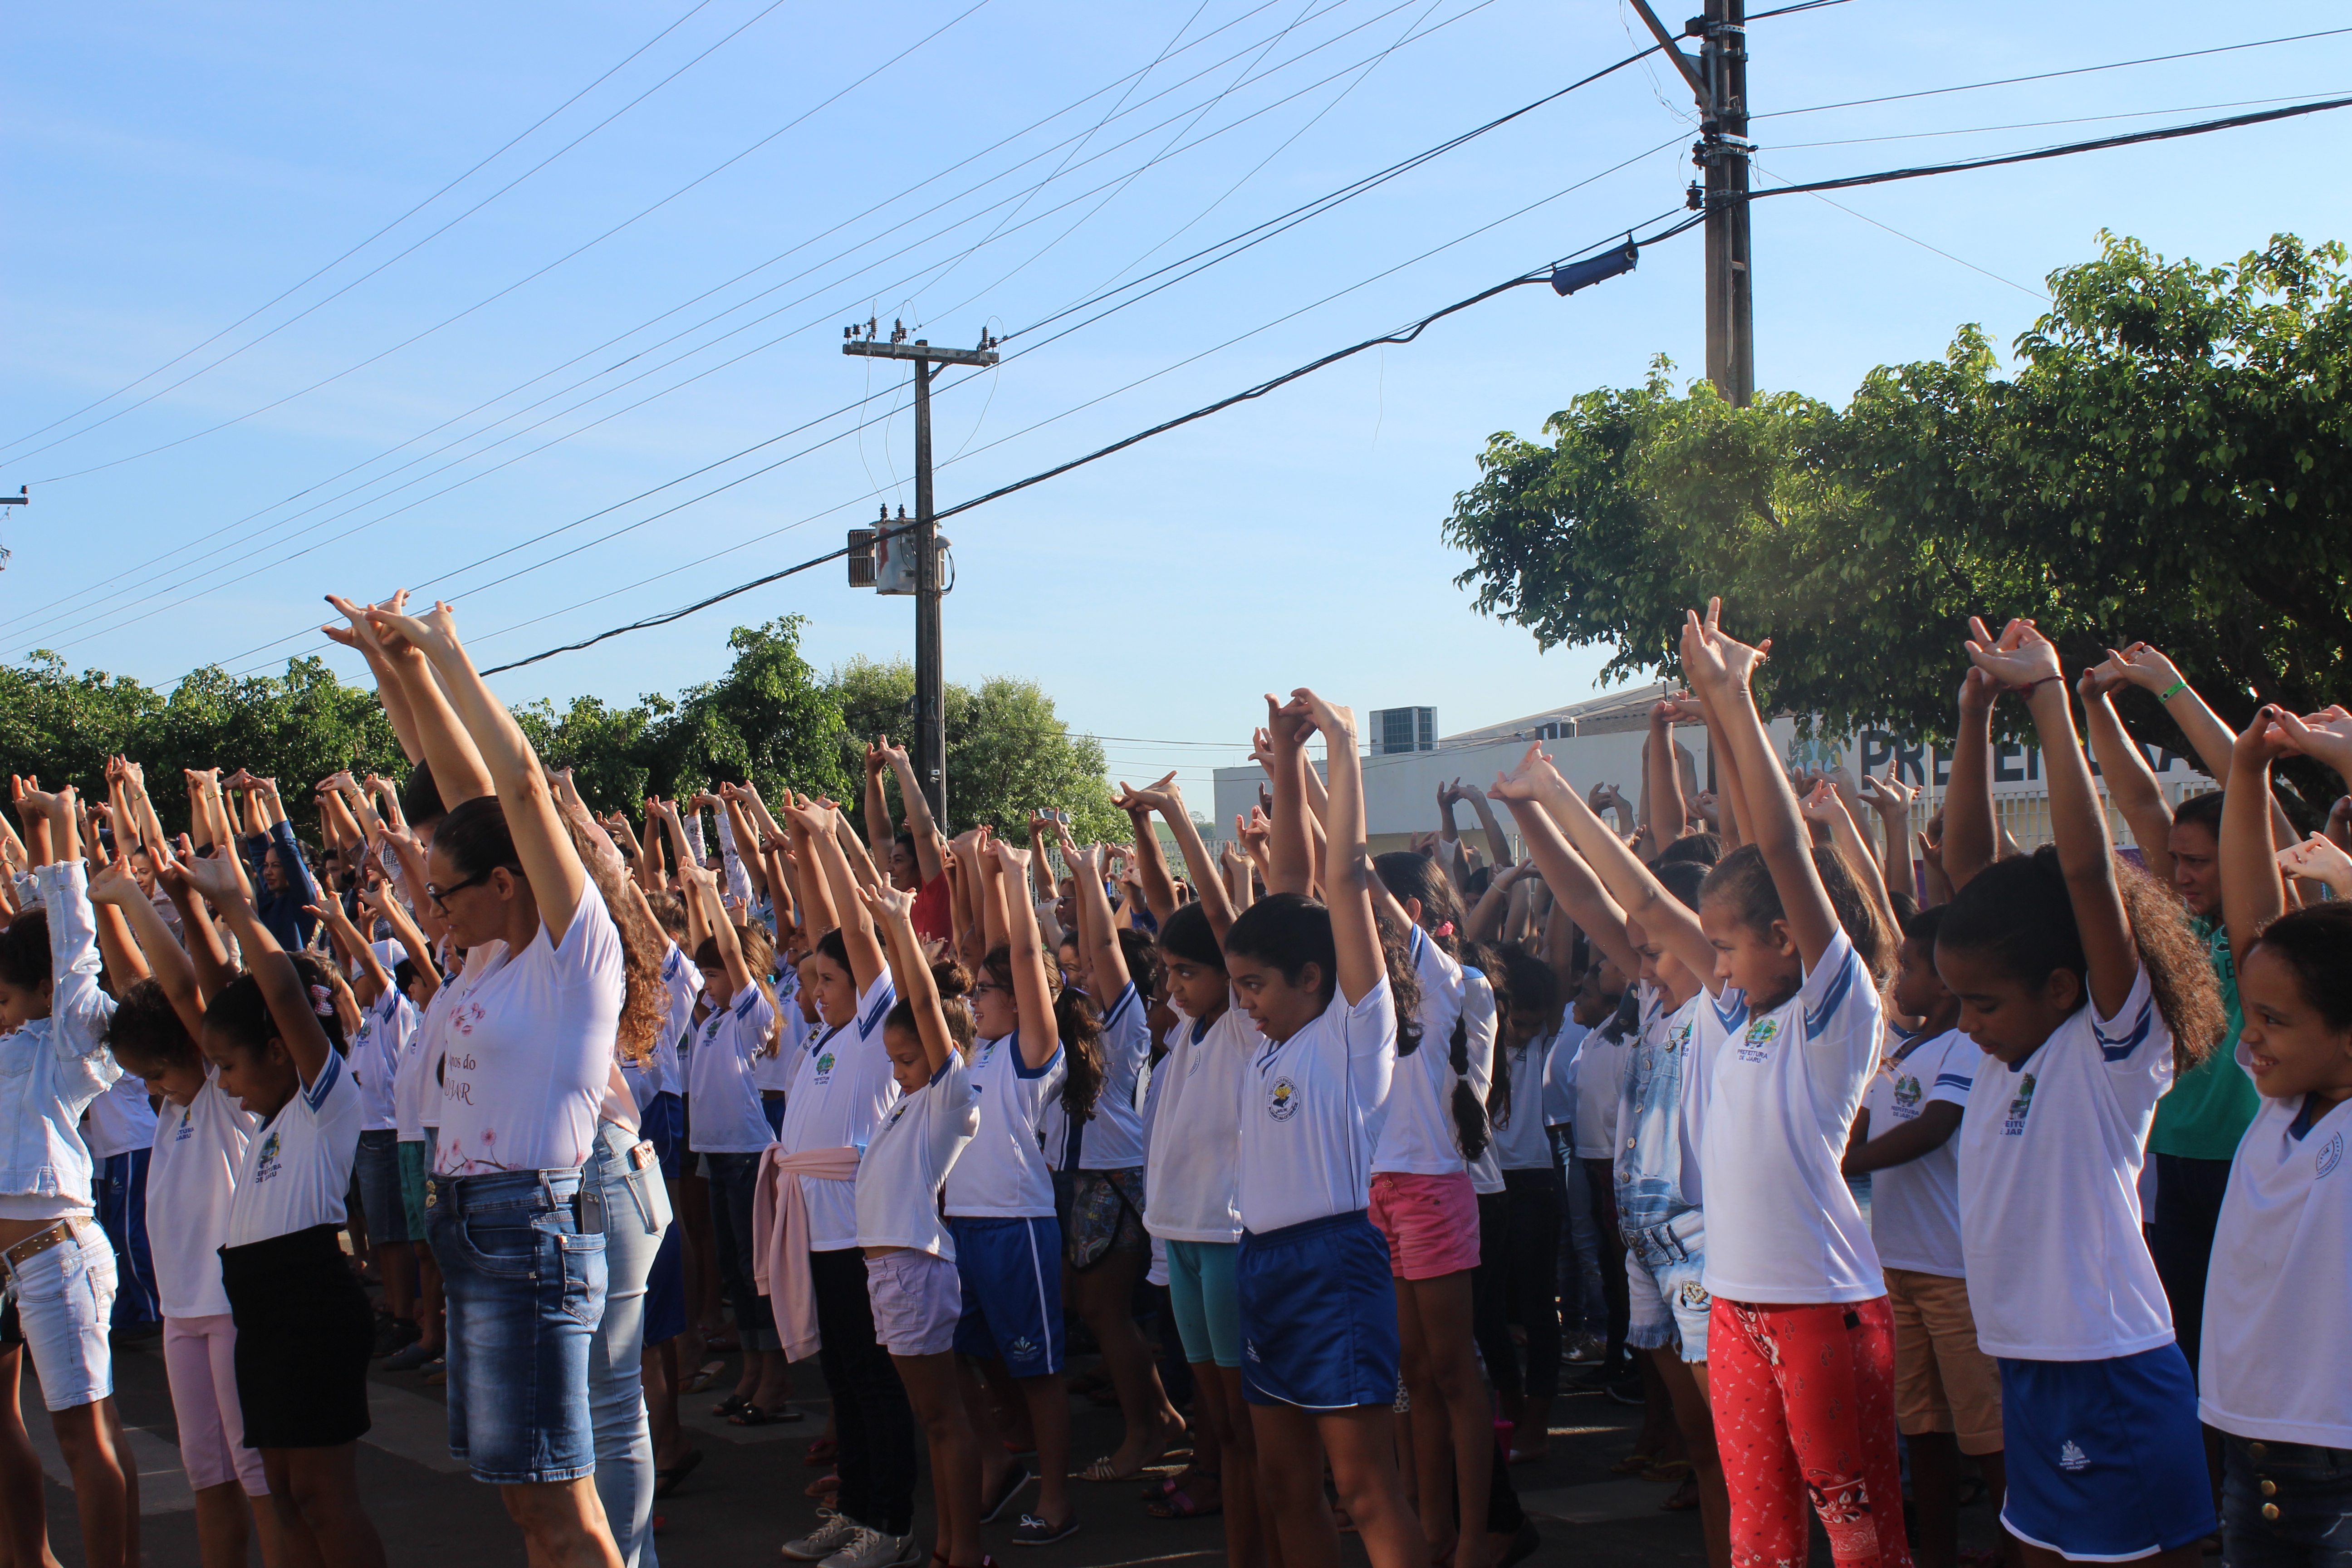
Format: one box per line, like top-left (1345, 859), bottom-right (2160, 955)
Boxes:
top-left (1709, 1296), bottom-right (1912, 1568)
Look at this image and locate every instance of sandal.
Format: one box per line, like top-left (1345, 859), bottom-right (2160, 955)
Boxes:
top-left (1608, 1450), bottom-right (1657, 1476)
top-left (710, 1393), bottom-right (754, 1419)
top-left (804, 1474), bottom-right (838, 1499)
top-left (652, 1449), bottom-right (703, 1499)
top-left (1144, 1475), bottom-right (1220, 1519)
top-left (1010, 1512), bottom-right (1080, 1548)
top-left (804, 1437), bottom-right (838, 1467)
top-left (727, 1403), bottom-right (804, 1427)
top-left (1642, 1458), bottom-right (1694, 1484)
top-left (980, 1463), bottom-right (1031, 1525)
top-left (1661, 1475), bottom-right (1701, 1514)
top-left (681, 1360), bottom-right (727, 1395)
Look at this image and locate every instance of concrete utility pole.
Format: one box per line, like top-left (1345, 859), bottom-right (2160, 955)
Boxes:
top-left (842, 334), bottom-right (998, 827)
top-left (1628, 0), bottom-right (1754, 405)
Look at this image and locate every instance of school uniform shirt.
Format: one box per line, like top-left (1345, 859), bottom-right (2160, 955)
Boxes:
top-left (353, 989), bottom-right (416, 1135)
top-left (1862, 1027), bottom-right (1975, 1278)
top-left (2198, 1068), bottom-right (2352, 1449)
top-left (149, 1069), bottom-right (257, 1318)
top-left (436, 883), bottom-right (626, 1178)
top-left (1958, 964), bottom-right (2175, 1361)
top-left (854, 1050), bottom-right (980, 1257)
top-left (1573, 1013), bottom-right (1636, 1161)
top-left (1542, 1019), bottom-right (1589, 1132)
top-left (1077, 982), bottom-right (1151, 1171)
top-left (83, 1076), bottom-right (158, 1161)
top-left (1234, 977), bottom-right (1397, 1236)
top-left (225, 1051), bottom-right (362, 1248)
top-left (1698, 929), bottom-right (1886, 1305)
top-left (753, 976), bottom-right (808, 1094)
top-left (1490, 1020), bottom-right (1559, 1171)
top-left (1376, 931), bottom-right (1473, 1177)
top-left (1462, 968), bottom-right (1505, 1196)
top-left (655, 943), bottom-right (702, 1099)
top-left (687, 989), bottom-right (781, 1155)
top-left (775, 973), bottom-right (900, 1252)
top-left (1144, 1002), bottom-right (1259, 1244)
top-left (942, 1031), bottom-right (1064, 1220)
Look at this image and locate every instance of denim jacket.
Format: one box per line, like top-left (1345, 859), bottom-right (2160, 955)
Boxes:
top-left (1614, 987), bottom-right (1703, 1242)
top-left (0, 863), bottom-right (123, 1203)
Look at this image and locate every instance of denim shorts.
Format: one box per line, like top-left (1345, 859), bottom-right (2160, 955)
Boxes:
top-left (5, 1220), bottom-right (115, 1411)
top-left (426, 1167), bottom-right (609, 1485)
top-left (1625, 1211), bottom-right (1710, 1363)
top-left (356, 1130), bottom-right (410, 1245)
top-left (2222, 1434), bottom-right (2352, 1568)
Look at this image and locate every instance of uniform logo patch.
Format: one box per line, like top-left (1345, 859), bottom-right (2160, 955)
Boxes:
top-left (1736, 1016), bottom-right (1779, 1063)
top-left (2319, 1132), bottom-right (2343, 1178)
top-left (2059, 1440), bottom-right (2089, 1472)
top-left (813, 1049), bottom-right (837, 1083)
top-left (1268, 1077), bottom-right (1298, 1121)
top-left (2003, 1073), bottom-right (2037, 1136)
top-left (1892, 1073), bottom-right (1923, 1112)
top-left (253, 1129), bottom-right (283, 1184)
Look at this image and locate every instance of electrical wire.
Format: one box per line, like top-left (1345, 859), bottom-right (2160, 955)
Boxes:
top-left (1762, 91), bottom-right (2347, 151)
top-left (1757, 24), bottom-right (2352, 121)
top-left (0, 0), bottom-right (719, 457)
top-left (1749, 160), bottom-right (2046, 299)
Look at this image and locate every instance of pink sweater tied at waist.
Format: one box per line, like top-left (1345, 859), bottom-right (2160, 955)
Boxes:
top-left (751, 1144), bottom-right (864, 1362)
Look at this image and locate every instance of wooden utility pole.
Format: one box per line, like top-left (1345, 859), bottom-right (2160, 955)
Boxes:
top-left (1628, 0), bottom-right (1754, 405)
top-left (843, 334), bottom-right (998, 827)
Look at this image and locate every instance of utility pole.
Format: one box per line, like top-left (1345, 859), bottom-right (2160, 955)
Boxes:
top-left (1628, 0), bottom-right (1754, 405)
top-left (842, 330), bottom-right (998, 828)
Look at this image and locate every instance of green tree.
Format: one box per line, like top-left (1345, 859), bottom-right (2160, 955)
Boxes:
top-left (1444, 232), bottom-right (2352, 813)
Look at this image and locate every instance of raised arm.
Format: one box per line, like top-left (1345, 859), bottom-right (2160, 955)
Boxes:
top-left (154, 842), bottom-right (236, 1004)
top-left (2221, 712), bottom-right (2293, 970)
top-left (1455, 782), bottom-right (1514, 872)
top-left (362, 601), bottom-right (586, 936)
top-left (1858, 759), bottom-right (1917, 894)
top-left (1112, 774), bottom-right (1180, 925)
top-left (323, 592), bottom-right (426, 763)
top-left (2077, 671), bottom-right (2176, 885)
top-left (993, 841), bottom-right (1059, 1071)
top-left (89, 858), bottom-right (204, 1040)
top-left (862, 742), bottom-right (896, 867)
top-left (1128, 778), bottom-right (1235, 942)
top-left (312, 893), bottom-right (392, 1006)
top-left (1264, 698), bottom-right (1317, 898)
top-left (684, 864), bottom-right (755, 1000)
top-left (1941, 666), bottom-right (2001, 891)
top-left (789, 796), bottom-right (885, 990)
top-left (1292, 692), bottom-right (1380, 1005)
top-left (1643, 700), bottom-right (1690, 851)
top-left (861, 881), bottom-right (953, 1075)
top-left (182, 854), bottom-right (334, 1087)
top-left (1801, 779), bottom-right (1901, 956)
top-left (1063, 840), bottom-right (1132, 1000)
top-left (1486, 749), bottom-right (1646, 982)
top-left (882, 742), bottom-right (947, 883)
top-left (1967, 619), bottom-right (2137, 1016)
top-left (360, 877), bottom-right (441, 1003)
top-left (785, 805), bottom-right (840, 937)
top-left (335, 593), bottom-right (493, 806)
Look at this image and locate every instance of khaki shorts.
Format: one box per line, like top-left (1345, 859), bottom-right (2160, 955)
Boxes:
top-left (1885, 1266), bottom-right (2003, 1455)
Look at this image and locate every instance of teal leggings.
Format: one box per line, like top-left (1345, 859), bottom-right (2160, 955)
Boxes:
top-left (1164, 1240), bottom-right (1242, 1369)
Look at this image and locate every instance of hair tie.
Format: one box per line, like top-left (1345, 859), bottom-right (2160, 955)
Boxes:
top-left (309, 983), bottom-right (335, 1017)
top-left (1434, 921), bottom-right (1455, 938)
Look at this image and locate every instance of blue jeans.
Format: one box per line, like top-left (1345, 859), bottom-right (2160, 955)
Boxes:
top-left (2224, 1435), bottom-right (2352, 1568)
top-left (1554, 1128), bottom-right (1606, 1339)
top-left (587, 1122), bottom-right (671, 1568)
top-left (426, 1166), bottom-right (608, 1485)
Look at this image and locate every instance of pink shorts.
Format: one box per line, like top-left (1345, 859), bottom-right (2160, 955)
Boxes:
top-left (163, 1314), bottom-right (269, 1496)
top-left (864, 1250), bottom-right (962, 1357)
top-left (1367, 1171), bottom-right (1482, 1280)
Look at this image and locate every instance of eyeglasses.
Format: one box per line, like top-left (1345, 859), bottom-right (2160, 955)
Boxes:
top-left (425, 866), bottom-right (507, 908)
top-left (972, 980), bottom-right (1007, 997)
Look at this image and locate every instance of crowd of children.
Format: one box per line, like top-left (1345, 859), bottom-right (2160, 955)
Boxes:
top-left (0, 589), bottom-right (2342, 1568)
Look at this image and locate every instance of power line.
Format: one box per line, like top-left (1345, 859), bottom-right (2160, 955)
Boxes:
top-left (0, 0), bottom-right (720, 458)
top-left (1757, 24), bottom-right (2352, 121)
top-left (1763, 90), bottom-right (2347, 151)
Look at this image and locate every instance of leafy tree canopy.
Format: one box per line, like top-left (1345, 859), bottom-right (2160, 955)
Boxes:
top-left (1445, 232), bottom-right (2352, 813)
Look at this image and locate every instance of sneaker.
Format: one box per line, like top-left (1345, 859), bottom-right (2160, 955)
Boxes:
top-left (1009, 1512), bottom-right (1081, 1548)
top-left (1603, 1372), bottom-right (1644, 1406)
top-left (1563, 1333), bottom-right (1605, 1365)
top-left (781, 1509), bottom-right (860, 1563)
top-left (384, 1339), bottom-right (437, 1372)
top-left (372, 1315), bottom-right (421, 1358)
top-left (816, 1524), bottom-right (919, 1568)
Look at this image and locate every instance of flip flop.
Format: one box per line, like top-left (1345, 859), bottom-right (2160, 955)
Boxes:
top-left (681, 1360), bottom-right (727, 1395)
top-left (652, 1449), bottom-right (703, 1499)
top-left (727, 1403), bottom-right (805, 1427)
top-left (804, 1437), bottom-right (838, 1468)
top-left (710, 1393), bottom-right (754, 1419)
top-left (980, 1463), bottom-right (1032, 1524)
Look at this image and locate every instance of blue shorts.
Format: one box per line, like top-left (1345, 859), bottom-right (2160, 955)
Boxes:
top-left (761, 1096), bottom-right (786, 1137)
top-left (1165, 1240), bottom-right (1242, 1369)
top-left (948, 1216), bottom-right (1064, 1377)
top-left (1237, 1210), bottom-right (1399, 1410)
top-left (356, 1129), bottom-right (410, 1245)
top-left (2000, 1343), bottom-right (2215, 1560)
top-left (641, 1092), bottom-right (683, 1182)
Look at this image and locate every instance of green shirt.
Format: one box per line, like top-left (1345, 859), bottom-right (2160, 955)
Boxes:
top-left (2147, 916), bottom-right (2259, 1161)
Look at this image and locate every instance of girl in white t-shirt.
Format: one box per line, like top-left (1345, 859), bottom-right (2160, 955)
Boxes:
top-left (181, 852), bottom-right (386, 1566)
top-left (1223, 689), bottom-right (1421, 1568)
top-left (854, 881), bottom-right (983, 1568)
top-left (1676, 599), bottom-right (1906, 1568)
top-left (1934, 617), bottom-right (2226, 1568)
top-left (2187, 706), bottom-right (2351, 1565)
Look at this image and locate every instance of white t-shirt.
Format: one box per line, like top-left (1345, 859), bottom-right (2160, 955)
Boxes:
top-left (397, 944), bottom-right (488, 1141)
top-left (353, 990), bottom-right (416, 1135)
top-left (1862, 1027), bottom-right (1975, 1277)
top-left (1145, 1002), bottom-right (1257, 1244)
top-left (1573, 1009), bottom-right (1637, 1160)
top-left (1543, 1019), bottom-right (1588, 1130)
top-left (225, 1050), bottom-right (362, 1249)
top-left (148, 1070), bottom-right (256, 1318)
top-left (776, 973), bottom-right (900, 1251)
top-left (1376, 931), bottom-right (1470, 1177)
top-left (1699, 930), bottom-right (1887, 1305)
top-left (944, 1031), bottom-right (1064, 1219)
top-left (1462, 967), bottom-right (1505, 1196)
top-left (436, 883), bottom-right (626, 1177)
top-left (1077, 982), bottom-right (1150, 1171)
top-left (1490, 1020), bottom-right (1558, 1171)
top-left (656, 943), bottom-right (701, 1099)
top-left (2199, 1071), bottom-right (2352, 1448)
top-left (688, 989), bottom-right (781, 1155)
top-left (753, 971), bottom-right (808, 1093)
top-left (1235, 978), bottom-right (1396, 1235)
top-left (83, 1077), bottom-right (158, 1161)
top-left (854, 1050), bottom-right (980, 1256)
top-left (1959, 964), bottom-right (2176, 1361)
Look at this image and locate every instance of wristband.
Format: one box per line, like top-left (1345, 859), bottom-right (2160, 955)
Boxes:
top-left (2017, 675), bottom-right (2065, 696)
top-left (2157, 678), bottom-right (2188, 702)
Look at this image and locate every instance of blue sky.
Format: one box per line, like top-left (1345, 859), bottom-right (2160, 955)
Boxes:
top-left (3, 1), bottom-right (2343, 805)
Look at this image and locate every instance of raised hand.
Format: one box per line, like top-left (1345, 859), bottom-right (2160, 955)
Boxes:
top-left (993, 839), bottom-right (1034, 881)
top-left (1859, 760), bottom-right (1916, 815)
top-left (1692, 789), bottom-right (1720, 825)
top-left (1798, 779), bottom-right (1843, 823)
top-left (858, 879), bottom-right (917, 928)
top-left (1490, 742), bottom-right (1563, 803)
top-left (2278, 832), bottom-right (2352, 894)
top-left (179, 851), bottom-right (245, 907)
top-left (1112, 771), bottom-right (1181, 817)
top-left (2265, 705), bottom-right (2352, 777)
top-left (2096, 641), bottom-right (2185, 697)
top-left (1963, 615), bottom-right (2063, 691)
top-left (1265, 693), bottom-right (1317, 750)
top-left (1658, 689), bottom-right (1709, 725)
top-left (1290, 688), bottom-right (1354, 749)
top-left (1681, 597), bottom-right (1771, 695)
top-left (360, 598), bottom-right (460, 658)
top-left (86, 858), bottom-right (141, 907)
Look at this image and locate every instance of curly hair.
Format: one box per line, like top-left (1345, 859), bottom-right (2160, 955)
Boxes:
top-left (107, 978), bottom-right (198, 1075)
top-left (203, 951), bottom-right (351, 1062)
top-left (559, 809), bottom-right (668, 1068)
top-left (2248, 903), bottom-right (2352, 1032)
top-left (1937, 846), bottom-right (2225, 1074)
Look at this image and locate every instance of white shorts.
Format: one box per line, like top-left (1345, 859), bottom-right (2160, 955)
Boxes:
top-left (163, 1315), bottom-right (269, 1496)
top-left (865, 1250), bottom-right (962, 1357)
top-left (6, 1221), bottom-right (115, 1411)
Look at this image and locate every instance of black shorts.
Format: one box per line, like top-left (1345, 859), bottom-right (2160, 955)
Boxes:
top-left (221, 1225), bottom-right (373, 1449)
